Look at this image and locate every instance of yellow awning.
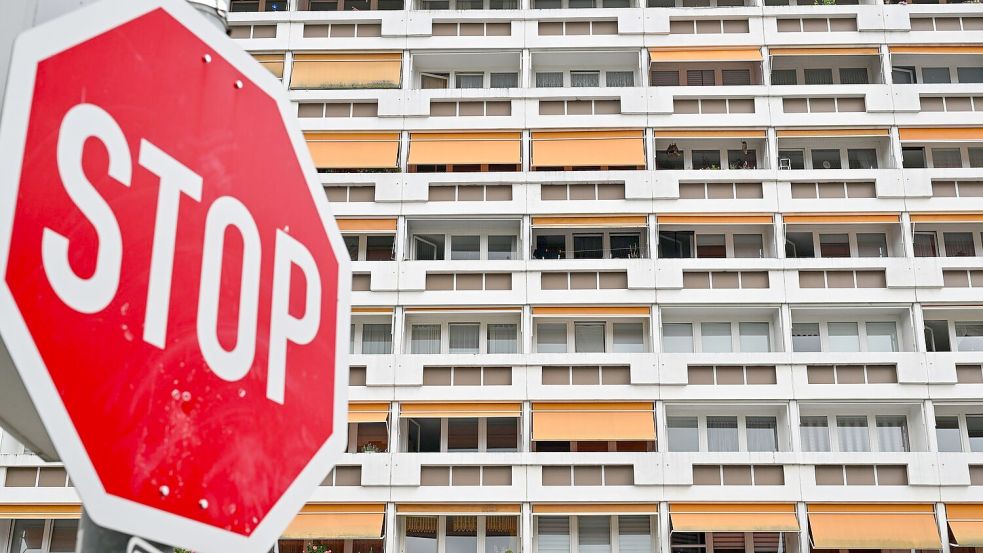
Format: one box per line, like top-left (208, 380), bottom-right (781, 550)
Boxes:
top-left (397, 504), bottom-right (521, 514)
top-left (349, 403), bottom-right (390, 423)
top-left (777, 128), bottom-right (889, 138)
top-left (899, 128), bottom-right (983, 142)
top-left (890, 45), bottom-right (983, 55)
top-left (532, 215), bottom-right (648, 228)
top-left (283, 504), bottom-right (385, 540)
top-left (352, 306), bottom-right (395, 314)
top-left (532, 306), bottom-right (650, 316)
top-left (534, 504), bottom-right (659, 514)
top-left (305, 132), bottom-right (400, 170)
top-left (532, 130), bottom-right (645, 168)
top-left (336, 218), bottom-right (398, 232)
top-left (658, 214), bottom-right (772, 225)
top-left (532, 402), bottom-right (656, 441)
top-left (408, 132), bottom-right (521, 166)
top-left (652, 129), bottom-right (767, 139)
top-left (911, 212), bottom-right (983, 223)
top-left (290, 52), bottom-right (402, 89)
top-left (670, 504), bottom-right (800, 533)
top-left (948, 505), bottom-right (983, 547)
top-left (807, 504), bottom-right (941, 550)
top-left (252, 53), bottom-right (285, 78)
top-left (649, 47), bottom-right (762, 62)
top-left (783, 213), bottom-right (899, 224)
top-left (399, 402), bottom-right (522, 418)
top-left (0, 505), bottom-right (81, 519)
top-left (770, 47), bottom-right (879, 56)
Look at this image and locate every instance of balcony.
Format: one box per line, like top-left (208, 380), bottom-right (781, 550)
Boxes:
top-left (657, 216), bottom-right (775, 259)
top-left (770, 47), bottom-right (884, 86)
top-left (776, 129), bottom-right (893, 171)
top-left (654, 133), bottom-right (768, 170)
top-left (649, 48), bottom-right (763, 88)
top-left (783, 215), bottom-right (903, 259)
top-left (411, 51), bottom-right (520, 91)
top-left (532, 50), bottom-right (640, 90)
top-left (890, 48), bottom-right (983, 86)
top-left (405, 219), bottom-right (521, 262)
top-left (531, 216), bottom-right (649, 260)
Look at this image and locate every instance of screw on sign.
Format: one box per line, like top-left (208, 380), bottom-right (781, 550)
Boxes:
top-left (0, 0), bottom-right (351, 552)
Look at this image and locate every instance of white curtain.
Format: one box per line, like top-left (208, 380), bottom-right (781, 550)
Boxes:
top-left (411, 324), bottom-right (441, 354)
top-left (836, 416), bottom-right (870, 452)
top-left (577, 517), bottom-right (611, 553)
top-left (707, 416), bottom-right (739, 452)
top-left (574, 322), bottom-right (605, 353)
top-left (746, 416), bottom-right (779, 452)
top-left (536, 72), bottom-right (564, 88)
top-left (799, 416), bottom-right (830, 452)
top-left (605, 71), bottom-right (634, 87)
top-left (361, 323), bottom-right (392, 354)
top-left (865, 321), bottom-right (899, 352)
top-left (612, 323), bottom-right (644, 353)
top-left (537, 517), bottom-right (571, 553)
top-left (876, 415), bottom-right (909, 452)
top-left (487, 324), bottom-right (518, 354)
top-left (617, 516), bottom-right (652, 553)
top-left (449, 323), bottom-right (480, 354)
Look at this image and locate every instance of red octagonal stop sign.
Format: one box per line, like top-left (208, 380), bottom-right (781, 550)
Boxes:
top-left (0, 1), bottom-right (351, 551)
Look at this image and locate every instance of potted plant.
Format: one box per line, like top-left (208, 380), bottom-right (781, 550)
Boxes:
top-left (360, 443), bottom-right (381, 453)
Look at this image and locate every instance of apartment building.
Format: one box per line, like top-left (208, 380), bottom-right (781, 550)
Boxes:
top-left (4, 0), bottom-right (983, 552)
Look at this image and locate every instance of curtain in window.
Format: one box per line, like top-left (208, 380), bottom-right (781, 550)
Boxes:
top-left (836, 416), bottom-right (870, 452)
top-left (667, 416), bottom-right (700, 452)
top-left (932, 148), bottom-right (962, 168)
top-left (405, 517), bottom-right (439, 553)
top-left (721, 69), bottom-right (751, 85)
top-left (913, 232), bottom-right (938, 257)
top-left (578, 516), bottom-right (612, 553)
top-left (771, 70), bottom-right (797, 86)
top-left (361, 323), bottom-right (393, 354)
top-left (739, 322), bottom-right (770, 352)
top-left (537, 517), bottom-right (571, 553)
top-left (662, 323), bottom-right (694, 353)
top-left (651, 70), bottom-right (680, 86)
top-left (839, 67), bottom-right (869, 84)
top-left (875, 415), bottom-right (909, 452)
top-left (804, 69), bottom-right (833, 85)
top-left (865, 321), bottom-right (899, 352)
top-left (411, 324), bottom-right (441, 354)
top-left (613, 323), bottom-right (645, 353)
top-left (455, 74), bottom-right (484, 89)
top-left (575, 322), bottom-right (606, 353)
top-left (827, 322), bottom-right (860, 352)
top-left (956, 322), bottom-right (983, 352)
top-left (707, 416), bottom-right (739, 451)
top-left (791, 323), bottom-right (821, 352)
top-left (618, 516), bottom-right (652, 553)
top-left (943, 232), bottom-right (976, 257)
top-left (537, 72), bottom-right (564, 87)
top-left (537, 323), bottom-right (568, 353)
top-left (605, 71), bottom-right (634, 87)
top-left (490, 72), bottom-right (519, 89)
top-left (800, 416), bottom-right (830, 452)
top-left (487, 324), bottom-right (518, 354)
top-left (571, 72), bottom-right (601, 87)
top-left (449, 323), bottom-right (480, 354)
top-left (746, 416), bottom-right (779, 452)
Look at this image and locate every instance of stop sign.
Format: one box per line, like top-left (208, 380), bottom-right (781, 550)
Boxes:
top-left (0, 0), bottom-right (351, 551)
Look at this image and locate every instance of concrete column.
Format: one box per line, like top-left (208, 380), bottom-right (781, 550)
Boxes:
top-left (900, 209), bottom-right (915, 260)
top-left (644, 128), bottom-right (655, 171)
top-left (281, 50), bottom-right (294, 90)
top-left (522, 502), bottom-right (534, 553)
top-left (395, 216), bottom-right (408, 261)
top-left (522, 304), bottom-right (533, 355)
top-left (766, 127), bottom-right (779, 172)
top-left (773, 212), bottom-right (785, 259)
top-left (788, 400), bottom-right (802, 452)
top-left (936, 502), bottom-right (951, 553)
top-left (521, 400), bottom-right (532, 453)
top-left (385, 503), bottom-right (399, 553)
top-left (657, 501), bottom-right (670, 553)
top-left (797, 502), bottom-right (809, 553)
top-left (761, 46), bottom-right (772, 86)
top-left (780, 304), bottom-right (794, 354)
top-left (912, 302), bottom-right (927, 353)
top-left (393, 306), bottom-right (406, 355)
top-left (399, 130), bottom-right (410, 172)
top-left (924, 399), bottom-right (939, 453)
top-left (888, 126), bottom-right (904, 171)
top-left (880, 43), bottom-right (894, 85)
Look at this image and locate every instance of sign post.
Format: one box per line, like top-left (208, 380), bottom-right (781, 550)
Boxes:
top-left (0, 1), bottom-right (352, 552)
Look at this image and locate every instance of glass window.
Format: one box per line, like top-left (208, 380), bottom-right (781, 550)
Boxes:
top-left (956, 322), bottom-right (983, 352)
top-left (613, 323), bottom-right (645, 353)
top-left (727, 149), bottom-right (756, 170)
top-left (488, 236), bottom-right (517, 260)
top-left (791, 322), bottom-right (821, 352)
top-left (487, 324), bottom-right (518, 354)
top-left (747, 416), bottom-right (779, 452)
top-left (932, 148), bottom-right (963, 168)
top-left (487, 418), bottom-right (519, 451)
top-left (892, 66), bottom-right (915, 84)
top-left (575, 322), bottom-right (606, 353)
top-left (570, 71), bottom-right (601, 88)
top-left (663, 323), bottom-right (694, 353)
top-left (785, 232), bottom-right (815, 258)
top-left (804, 68), bottom-right (833, 85)
top-left (734, 234), bottom-right (764, 258)
top-left (537, 323), bottom-right (568, 353)
top-left (667, 416), bottom-right (699, 452)
top-left (574, 235), bottom-right (604, 259)
top-left (913, 232), bottom-right (938, 257)
top-left (836, 415), bottom-right (870, 452)
top-left (902, 147), bottom-right (926, 169)
top-left (925, 320), bottom-right (951, 352)
top-left (447, 418), bottom-right (479, 451)
top-left (778, 150), bottom-right (804, 170)
top-left (49, 519), bottom-right (79, 553)
top-left (537, 517), bottom-right (571, 553)
top-left (943, 232), bottom-right (976, 257)
top-left (9, 519), bottom-right (45, 553)
top-left (411, 324), bottom-right (441, 354)
top-left (451, 236), bottom-right (480, 260)
top-left (839, 67), bottom-right (868, 84)
top-left (606, 71), bottom-right (635, 87)
top-left (847, 149), bottom-right (878, 169)
top-left (957, 67), bottom-right (983, 83)
top-left (414, 235), bottom-right (444, 261)
top-left (771, 69), bottom-right (797, 86)
top-left (968, 416), bottom-right (983, 452)
top-left (366, 235), bottom-right (394, 261)
top-left (405, 517), bottom-right (439, 553)
top-left (811, 149), bottom-right (841, 169)
top-left (922, 67), bottom-right (951, 84)
top-left (701, 322), bottom-right (733, 353)
top-left (490, 72), bottom-right (519, 89)
top-left (659, 231), bottom-right (694, 259)
top-left (487, 516), bottom-right (519, 553)
top-left (828, 322), bottom-right (861, 352)
top-left (362, 323), bottom-right (392, 354)
top-left (876, 415), bottom-right (909, 452)
top-left (345, 236), bottom-right (360, 260)
top-left (866, 322), bottom-right (899, 352)
top-left (739, 322), bottom-right (770, 352)
top-left (970, 147), bottom-right (983, 168)
top-left (857, 233), bottom-right (888, 258)
top-left (707, 416), bottom-right (739, 452)
top-left (651, 70), bottom-right (681, 86)
top-left (692, 150), bottom-right (721, 170)
top-left (722, 69), bottom-right (752, 86)
top-left (610, 234), bottom-right (642, 259)
top-left (449, 323), bottom-right (480, 354)
top-left (455, 73), bottom-right (484, 89)
top-left (535, 235), bottom-right (566, 259)
top-left (618, 516), bottom-right (652, 553)
top-left (936, 416), bottom-right (962, 452)
top-left (695, 234), bottom-right (726, 258)
top-left (446, 516), bottom-right (479, 553)
top-left (578, 516), bottom-right (612, 553)
top-left (800, 416), bottom-right (830, 452)
top-left (819, 234), bottom-right (851, 258)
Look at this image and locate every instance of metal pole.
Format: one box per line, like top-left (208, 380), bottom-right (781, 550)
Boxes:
top-left (185, 0), bottom-right (230, 32)
top-left (78, 510), bottom-right (176, 553)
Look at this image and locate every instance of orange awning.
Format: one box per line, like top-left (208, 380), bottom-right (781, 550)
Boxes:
top-left (337, 218), bottom-right (397, 232)
top-left (399, 402), bottom-right (521, 418)
top-left (890, 45), bottom-right (983, 55)
top-left (671, 504), bottom-right (799, 533)
top-left (532, 130), bottom-right (645, 168)
top-left (532, 306), bottom-right (650, 316)
top-left (408, 132), bottom-right (521, 166)
top-left (777, 128), bottom-right (889, 138)
top-left (532, 215), bottom-right (647, 228)
top-left (0, 505), bottom-right (81, 519)
top-left (532, 402), bottom-right (655, 441)
top-left (770, 47), bottom-right (879, 56)
top-left (349, 403), bottom-right (390, 423)
top-left (783, 213), bottom-right (899, 224)
top-left (807, 504), bottom-right (941, 550)
top-left (283, 504), bottom-right (385, 539)
top-left (899, 128), bottom-right (983, 142)
top-left (290, 52), bottom-right (402, 89)
top-left (397, 504), bottom-right (521, 514)
top-left (947, 504), bottom-right (983, 547)
top-left (305, 132), bottom-right (400, 170)
top-left (658, 214), bottom-right (772, 225)
top-left (534, 504), bottom-right (659, 514)
top-left (652, 129), bottom-right (767, 139)
top-left (649, 47), bottom-right (762, 62)
top-left (910, 212), bottom-right (983, 223)
top-left (252, 53), bottom-right (285, 78)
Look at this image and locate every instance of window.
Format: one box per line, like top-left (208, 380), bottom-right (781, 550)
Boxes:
top-left (537, 72), bottom-right (564, 88)
top-left (839, 67), bottom-right (868, 84)
top-left (407, 515), bottom-right (519, 553)
top-left (537, 323), bottom-right (568, 353)
top-left (876, 415), bottom-right (909, 452)
top-left (571, 71), bottom-right (601, 88)
top-left (819, 234), bottom-right (850, 258)
top-left (366, 235), bottom-right (395, 261)
top-left (804, 68), bottom-right (833, 85)
top-left (925, 320), bottom-right (951, 352)
top-left (692, 150), bottom-right (721, 170)
top-left (771, 69), bottom-right (797, 86)
top-left (696, 235), bottom-right (726, 258)
top-left (345, 236), bottom-right (359, 260)
top-left (659, 231), bottom-right (694, 259)
top-left (538, 517), bottom-right (571, 553)
top-left (944, 232), bottom-right (976, 257)
top-left (618, 516), bottom-right (653, 553)
top-left (739, 322), bottom-right (770, 352)
top-left (490, 72), bottom-right (518, 88)
top-left (746, 417), bottom-right (778, 452)
top-left (613, 323), bottom-right (645, 353)
top-left (707, 416), bottom-right (739, 452)
top-left (892, 66), bottom-right (916, 84)
top-left (667, 416), bottom-right (700, 452)
top-left (687, 69), bottom-right (715, 86)
top-left (828, 322), bottom-right (860, 352)
top-left (446, 516), bottom-right (478, 553)
top-left (488, 236), bottom-right (517, 260)
top-left (535, 235), bottom-right (566, 259)
top-left (914, 232), bottom-right (938, 257)
top-left (857, 233), bottom-right (888, 258)
top-left (451, 236), bottom-right (481, 260)
top-left (663, 323), bottom-right (694, 353)
top-left (956, 322), bottom-right (983, 352)
top-left (412, 324), bottom-right (442, 354)
top-left (701, 322), bottom-right (732, 353)
top-left (486, 516), bottom-right (519, 553)
top-left (933, 148), bottom-right (962, 168)
top-left (487, 324), bottom-right (518, 354)
top-left (487, 418), bottom-right (520, 451)
top-left (902, 147), bottom-right (926, 169)
top-left (415, 235), bottom-right (445, 261)
top-left (785, 232), bottom-right (815, 258)
top-left (651, 70), bottom-right (680, 86)
top-left (610, 234), bottom-right (642, 259)
top-left (456, 73), bottom-right (484, 89)
top-left (574, 235), bottom-right (604, 259)
top-left (721, 69), bottom-right (751, 86)
top-left (362, 324), bottom-right (392, 354)
top-left (847, 149), bottom-right (878, 169)
top-left (778, 150), bottom-right (804, 170)
top-left (969, 416), bottom-right (983, 452)
top-left (836, 416), bottom-right (870, 452)
top-left (958, 67), bottom-right (983, 83)
top-left (791, 323), bottom-right (821, 352)
top-left (800, 416), bottom-right (830, 452)
top-left (866, 322), bottom-right (899, 352)
top-left (606, 71), bottom-right (634, 87)
top-left (812, 149), bottom-right (841, 169)
top-left (734, 234), bottom-right (764, 258)
top-left (936, 416), bottom-right (962, 452)
top-left (575, 322), bottom-right (605, 353)
top-left (448, 419), bottom-right (479, 450)
top-left (578, 517), bottom-right (611, 553)
top-left (923, 67), bottom-right (952, 84)
top-left (449, 323), bottom-right (480, 354)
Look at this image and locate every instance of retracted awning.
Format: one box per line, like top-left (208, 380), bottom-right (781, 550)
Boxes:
top-left (910, 212), bottom-right (983, 223)
top-left (399, 402), bottom-right (522, 418)
top-left (531, 306), bottom-right (651, 317)
top-left (777, 128), bottom-right (889, 138)
top-left (670, 504), bottom-right (800, 533)
top-left (252, 53), bottom-right (285, 78)
top-left (0, 504), bottom-right (81, 519)
top-left (899, 127), bottom-right (983, 142)
top-left (783, 213), bottom-right (899, 224)
top-left (532, 215), bottom-right (647, 228)
top-left (532, 402), bottom-right (656, 441)
top-left (534, 504), bottom-right (659, 515)
top-left (658, 214), bottom-right (772, 225)
top-left (770, 47), bottom-right (879, 56)
top-left (336, 218), bottom-right (398, 232)
top-left (649, 47), bottom-right (762, 62)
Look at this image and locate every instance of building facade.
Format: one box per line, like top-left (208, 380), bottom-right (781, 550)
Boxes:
top-left (3, 0), bottom-right (983, 551)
